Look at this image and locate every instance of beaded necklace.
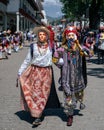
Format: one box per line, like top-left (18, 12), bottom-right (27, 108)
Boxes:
top-left (66, 41), bottom-right (77, 65)
top-left (37, 43), bottom-right (48, 56)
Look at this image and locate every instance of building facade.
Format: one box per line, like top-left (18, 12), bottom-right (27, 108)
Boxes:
top-left (0, 0), bottom-right (9, 31)
top-left (0, 0), bottom-right (47, 33)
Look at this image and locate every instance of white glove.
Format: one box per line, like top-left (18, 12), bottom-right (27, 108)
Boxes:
top-left (58, 58), bottom-right (64, 65)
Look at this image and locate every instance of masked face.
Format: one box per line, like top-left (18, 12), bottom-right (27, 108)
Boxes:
top-left (66, 33), bottom-right (77, 48)
top-left (38, 31), bottom-right (47, 42)
top-left (67, 33), bottom-right (76, 40)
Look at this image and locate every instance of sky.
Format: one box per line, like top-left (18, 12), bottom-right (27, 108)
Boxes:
top-left (43, 0), bottom-right (63, 18)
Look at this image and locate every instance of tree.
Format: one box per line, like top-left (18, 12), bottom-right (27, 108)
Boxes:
top-left (89, 0), bottom-right (103, 29)
top-left (60, 0), bottom-right (86, 19)
top-left (60, 0), bottom-right (104, 30)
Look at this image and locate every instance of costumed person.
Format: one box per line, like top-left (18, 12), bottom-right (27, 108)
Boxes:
top-left (52, 26), bottom-right (87, 126)
top-left (6, 29), bottom-right (12, 55)
top-left (2, 31), bottom-right (8, 59)
top-left (83, 31), bottom-right (95, 58)
top-left (17, 26), bottom-right (60, 127)
top-left (97, 32), bottom-right (104, 64)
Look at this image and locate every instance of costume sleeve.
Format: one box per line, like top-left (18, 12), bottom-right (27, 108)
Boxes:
top-left (52, 47), bottom-right (64, 67)
top-left (18, 49), bottom-right (31, 76)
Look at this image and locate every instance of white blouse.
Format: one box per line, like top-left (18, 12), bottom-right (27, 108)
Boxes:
top-left (18, 43), bottom-right (52, 76)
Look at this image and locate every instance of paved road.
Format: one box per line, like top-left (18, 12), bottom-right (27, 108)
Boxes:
top-left (0, 44), bottom-right (104, 130)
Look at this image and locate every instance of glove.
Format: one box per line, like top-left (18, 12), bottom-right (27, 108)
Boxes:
top-left (58, 58), bottom-right (64, 66)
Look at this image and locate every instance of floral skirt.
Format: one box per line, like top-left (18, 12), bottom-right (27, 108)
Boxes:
top-left (20, 65), bottom-right (52, 118)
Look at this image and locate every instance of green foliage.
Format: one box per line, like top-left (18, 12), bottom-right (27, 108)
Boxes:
top-left (60, 0), bottom-right (104, 19)
top-left (60, 0), bottom-right (88, 19)
top-left (60, 0), bottom-right (104, 29)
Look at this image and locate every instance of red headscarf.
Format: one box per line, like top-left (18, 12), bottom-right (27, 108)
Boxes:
top-left (64, 26), bottom-right (78, 36)
top-left (47, 26), bottom-right (55, 48)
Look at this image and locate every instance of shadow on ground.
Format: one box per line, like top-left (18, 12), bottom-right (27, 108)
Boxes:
top-left (85, 56), bottom-right (104, 78)
top-left (15, 108), bottom-right (83, 125)
top-left (15, 110), bottom-right (34, 124)
top-left (87, 67), bottom-right (104, 78)
top-left (87, 57), bottom-right (104, 65)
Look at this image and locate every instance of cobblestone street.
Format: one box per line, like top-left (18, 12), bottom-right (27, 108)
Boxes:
top-left (0, 45), bottom-right (104, 130)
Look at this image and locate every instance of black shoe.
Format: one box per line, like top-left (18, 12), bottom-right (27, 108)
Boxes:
top-left (80, 103), bottom-right (86, 110)
top-left (32, 118), bottom-right (41, 126)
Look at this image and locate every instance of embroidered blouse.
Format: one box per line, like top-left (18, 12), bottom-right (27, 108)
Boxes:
top-left (18, 43), bottom-right (52, 76)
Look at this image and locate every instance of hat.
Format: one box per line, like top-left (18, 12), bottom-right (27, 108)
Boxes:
top-left (99, 33), bottom-right (104, 39)
top-left (33, 26), bottom-right (50, 37)
top-left (87, 31), bottom-right (94, 36)
top-left (64, 26), bottom-right (78, 40)
top-left (64, 26), bottom-right (78, 36)
top-left (88, 31), bottom-right (94, 34)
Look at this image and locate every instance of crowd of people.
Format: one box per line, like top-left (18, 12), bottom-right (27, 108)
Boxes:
top-left (1, 25), bottom-right (104, 63)
top-left (0, 30), bottom-right (24, 60)
top-left (56, 25), bottom-right (104, 64)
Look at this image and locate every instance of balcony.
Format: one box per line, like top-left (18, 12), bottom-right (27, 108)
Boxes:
top-left (19, 8), bottom-right (41, 25)
top-left (27, 0), bottom-right (39, 11)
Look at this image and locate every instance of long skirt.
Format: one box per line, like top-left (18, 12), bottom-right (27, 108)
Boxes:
top-left (19, 65), bottom-right (52, 118)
